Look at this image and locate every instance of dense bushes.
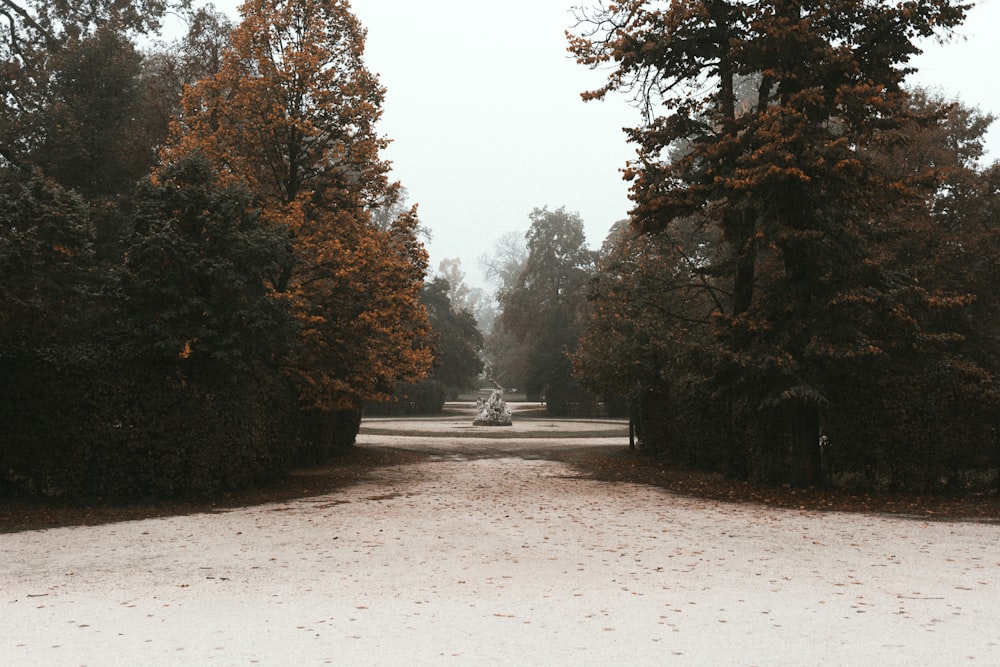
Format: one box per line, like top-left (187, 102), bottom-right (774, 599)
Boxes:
top-left (1, 2), bottom-right (431, 501)
top-left (628, 367), bottom-right (1000, 493)
top-left (1, 338), bottom-right (302, 499)
top-left (0, 162), bottom-right (366, 500)
top-left (0, 348), bottom-right (369, 500)
top-left (365, 379), bottom-right (447, 416)
top-left (570, 2), bottom-right (1000, 493)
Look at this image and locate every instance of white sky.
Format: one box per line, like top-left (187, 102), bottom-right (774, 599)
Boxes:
top-left (203, 0), bottom-right (1000, 289)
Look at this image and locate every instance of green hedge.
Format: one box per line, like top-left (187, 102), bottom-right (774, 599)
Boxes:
top-left (631, 366), bottom-right (1000, 493)
top-left (0, 351), bottom-right (362, 500)
top-left (1, 354), bottom-right (287, 499)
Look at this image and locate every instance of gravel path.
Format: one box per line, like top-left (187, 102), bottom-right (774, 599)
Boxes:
top-left (2, 405), bottom-right (999, 665)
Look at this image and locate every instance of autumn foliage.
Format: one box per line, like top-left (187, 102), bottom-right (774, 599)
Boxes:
top-left (163, 0), bottom-right (432, 412)
top-left (571, 0), bottom-right (1000, 490)
top-left (0, 0), bottom-right (433, 498)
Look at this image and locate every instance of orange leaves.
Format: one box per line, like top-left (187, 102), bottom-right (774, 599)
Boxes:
top-left (50, 243), bottom-right (76, 256)
top-left (158, 0), bottom-right (433, 413)
top-left (178, 339), bottom-right (196, 360)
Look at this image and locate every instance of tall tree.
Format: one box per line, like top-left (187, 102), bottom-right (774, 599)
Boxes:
top-left (133, 6), bottom-right (236, 166)
top-left (29, 27), bottom-right (148, 198)
top-left (123, 153), bottom-right (294, 382)
top-left (479, 231), bottom-right (528, 388)
top-left (163, 0), bottom-right (432, 417)
top-left (436, 257), bottom-right (490, 331)
top-left (0, 0), bottom-right (179, 170)
top-left (421, 277), bottom-right (484, 398)
top-left (574, 218), bottom-right (723, 431)
top-left (570, 0), bottom-right (978, 485)
top-left (498, 207), bottom-right (596, 412)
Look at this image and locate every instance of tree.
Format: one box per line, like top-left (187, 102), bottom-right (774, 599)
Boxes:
top-left (163, 0), bottom-right (433, 427)
top-left (0, 171), bottom-right (98, 354)
top-left (130, 6), bottom-right (236, 175)
top-left (0, 0), bottom-right (179, 170)
top-left (480, 230), bottom-right (527, 293)
top-left (0, 153), bottom-right (303, 499)
top-left (498, 207), bottom-right (596, 412)
top-left (171, 4), bottom-right (234, 82)
top-left (570, 1), bottom-right (986, 486)
top-left (574, 218), bottom-right (724, 439)
top-left (479, 231), bottom-right (528, 389)
top-left (421, 277), bottom-right (484, 398)
top-left (436, 257), bottom-right (491, 331)
top-left (0, 171), bottom-right (106, 498)
top-left (123, 153), bottom-right (294, 382)
top-left (29, 27), bottom-right (149, 199)
top-left (503, 207), bottom-right (594, 332)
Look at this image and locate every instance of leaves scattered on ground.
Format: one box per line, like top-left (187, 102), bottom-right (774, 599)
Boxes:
top-left (566, 447), bottom-right (1000, 523)
top-left (0, 447), bottom-right (429, 534)
top-left (3, 442), bottom-right (999, 534)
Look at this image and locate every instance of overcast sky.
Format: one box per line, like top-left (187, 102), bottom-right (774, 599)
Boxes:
top-left (207, 0), bottom-right (1000, 289)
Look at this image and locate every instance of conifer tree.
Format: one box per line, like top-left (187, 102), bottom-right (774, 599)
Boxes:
top-left (570, 0), bottom-right (980, 484)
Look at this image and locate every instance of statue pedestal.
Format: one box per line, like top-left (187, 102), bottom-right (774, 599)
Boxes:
top-left (473, 416), bottom-right (512, 426)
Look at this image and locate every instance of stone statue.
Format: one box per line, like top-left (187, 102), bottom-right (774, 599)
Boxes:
top-left (473, 381), bottom-right (512, 426)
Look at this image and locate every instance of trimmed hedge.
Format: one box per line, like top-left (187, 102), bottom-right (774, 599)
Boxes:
top-left (631, 367), bottom-right (1000, 493)
top-left (0, 351), bottom-right (362, 500)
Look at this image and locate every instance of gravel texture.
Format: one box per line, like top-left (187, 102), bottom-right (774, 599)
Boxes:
top-left (3, 404), bottom-right (999, 665)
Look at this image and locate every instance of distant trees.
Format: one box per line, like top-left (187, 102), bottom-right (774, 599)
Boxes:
top-left (29, 28), bottom-right (148, 198)
top-left (495, 207), bottom-right (597, 414)
top-left (437, 257), bottom-right (493, 330)
top-left (0, 0), bottom-right (174, 172)
top-left (428, 280), bottom-right (484, 397)
top-left (570, 0), bottom-right (1000, 490)
top-left (367, 273), bottom-right (485, 413)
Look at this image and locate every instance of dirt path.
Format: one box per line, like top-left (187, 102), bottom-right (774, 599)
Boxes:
top-left (2, 404), bottom-right (999, 665)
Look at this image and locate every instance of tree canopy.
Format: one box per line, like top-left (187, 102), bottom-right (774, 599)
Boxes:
top-left (497, 207), bottom-right (597, 412)
top-left (570, 0), bottom-right (1000, 488)
top-left (1, 0), bottom-right (435, 499)
top-left (0, 0), bottom-right (181, 170)
top-left (163, 0), bottom-right (432, 412)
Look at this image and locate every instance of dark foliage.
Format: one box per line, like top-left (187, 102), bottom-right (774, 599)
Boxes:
top-left (1, 354), bottom-right (293, 499)
top-left (365, 379), bottom-right (447, 416)
top-left (497, 207), bottom-right (600, 415)
top-left (421, 278), bottom-right (484, 398)
top-left (571, 0), bottom-right (1000, 491)
top-left (0, 0), bottom-right (425, 499)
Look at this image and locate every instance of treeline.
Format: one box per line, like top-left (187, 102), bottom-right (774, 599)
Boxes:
top-left (566, 1), bottom-right (1000, 492)
top-left (480, 208), bottom-right (603, 416)
top-left (0, 1), bottom-right (433, 498)
top-left (7, 0), bottom-right (1000, 499)
top-left (365, 274), bottom-right (485, 415)
top-left (487, 1), bottom-right (1000, 493)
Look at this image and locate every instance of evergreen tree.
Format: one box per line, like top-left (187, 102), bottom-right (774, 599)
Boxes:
top-left (570, 0), bottom-right (991, 486)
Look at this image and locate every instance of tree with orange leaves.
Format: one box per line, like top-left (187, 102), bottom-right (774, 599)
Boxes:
top-left (570, 1), bottom-right (999, 488)
top-left (162, 0), bottom-right (432, 441)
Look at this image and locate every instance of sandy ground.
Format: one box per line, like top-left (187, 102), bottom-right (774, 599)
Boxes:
top-left (2, 404), bottom-right (999, 666)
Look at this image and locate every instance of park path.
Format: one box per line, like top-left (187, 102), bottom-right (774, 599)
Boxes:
top-left (2, 404), bottom-right (999, 665)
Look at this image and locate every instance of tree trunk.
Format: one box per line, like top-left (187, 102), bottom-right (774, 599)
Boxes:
top-left (788, 404), bottom-right (822, 487)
